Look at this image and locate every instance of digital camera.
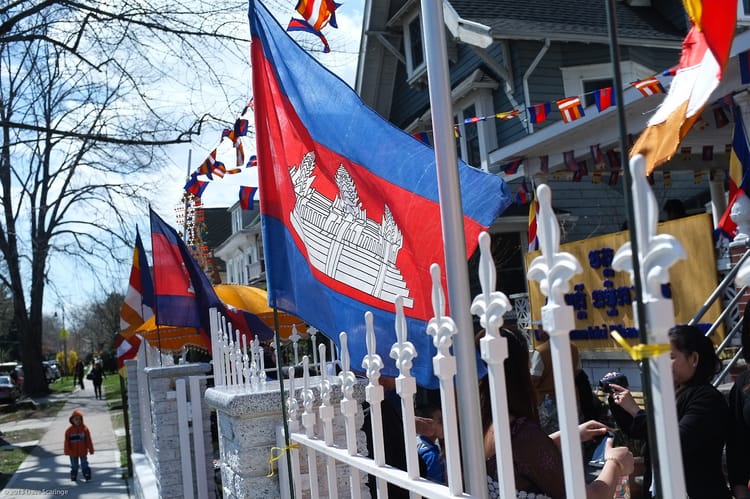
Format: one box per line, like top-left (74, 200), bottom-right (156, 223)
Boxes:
top-left (598, 372), bottom-right (628, 393)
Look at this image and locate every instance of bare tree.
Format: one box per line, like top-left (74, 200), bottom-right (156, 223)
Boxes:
top-left (0, 0), bottom-right (256, 394)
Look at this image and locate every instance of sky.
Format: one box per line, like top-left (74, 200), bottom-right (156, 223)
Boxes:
top-left (158, 0), bottom-right (365, 212)
top-left (46, 0), bottom-right (366, 314)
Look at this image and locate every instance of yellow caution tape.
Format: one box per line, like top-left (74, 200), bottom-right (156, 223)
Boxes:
top-left (610, 331), bottom-right (670, 361)
top-left (267, 444), bottom-right (300, 477)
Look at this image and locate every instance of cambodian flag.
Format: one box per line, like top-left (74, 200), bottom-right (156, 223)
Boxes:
top-left (527, 103), bottom-right (550, 124)
top-left (593, 87), bottom-right (616, 112)
top-left (249, 0), bottom-right (511, 387)
top-left (150, 208), bottom-right (223, 343)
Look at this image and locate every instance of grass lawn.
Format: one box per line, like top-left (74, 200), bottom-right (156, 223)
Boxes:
top-left (103, 373), bottom-right (130, 473)
top-left (48, 375), bottom-right (76, 394)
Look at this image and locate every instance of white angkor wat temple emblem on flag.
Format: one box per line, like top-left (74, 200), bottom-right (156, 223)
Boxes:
top-left (288, 151), bottom-right (414, 308)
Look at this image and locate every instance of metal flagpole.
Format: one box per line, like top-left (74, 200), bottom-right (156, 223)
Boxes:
top-left (421, 1), bottom-right (488, 496)
top-left (604, 1), bottom-right (665, 496)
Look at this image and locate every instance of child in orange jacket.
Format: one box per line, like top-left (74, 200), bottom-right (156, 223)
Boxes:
top-left (64, 409), bottom-right (94, 481)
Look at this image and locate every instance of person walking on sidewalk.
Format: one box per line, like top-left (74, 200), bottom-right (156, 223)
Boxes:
top-left (89, 360), bottom-right (104, 399)
top-left (64, 409), bottom-right (95, 481)
top-left (74, 360), bottom-right (85, 390)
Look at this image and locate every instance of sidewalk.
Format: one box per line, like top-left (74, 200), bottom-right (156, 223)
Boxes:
top-left (0, 381), bottom-right (130, 498)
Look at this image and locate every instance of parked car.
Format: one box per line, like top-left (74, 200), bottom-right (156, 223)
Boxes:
top-left (13, 366), bottom-right (23, 389)
top-left (42, 360), bottom-right (61, 383)
top-left (0, 375), bottom-right (19, 404)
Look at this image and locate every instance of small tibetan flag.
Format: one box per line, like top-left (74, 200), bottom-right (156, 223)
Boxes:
top-left (412, 132), bottom-right (432, 146)
top-left (577, 160), bottom-right (588, 177)
top-left (184, 175), bottom-right (209, 198)
top-left (563, 150), bottom-right (578, 171)
top-left (663, 170), bottom-right (672, 188)
top-left (287, 18), bottom-right (331, 53)
top-left (496, 109), bottom-right (521, 120)
top-left (592, 171), bottom-right (602, 184)
top-left (464, 116), bottom-right (485, 125)
top-left (556, 97), bottom-right (584, 123)
top-left (606, 149), bottom-right (621, 170)
top-left (594, 87), bottom-right (616, 112)
top-left (740, 50), bottom-right (750, 84)
top-left (591, 144), bottom-right (605, 169)
top-left (632, 77), bottom-right (666, 96)
top-left (713, 105), bottom-right (730, 129)
top-left (239, 186), bottom-right (258, 210)
top-left (527, 103), bottom-right (551, 124)
top-left (609, 170), bottom-right (620, 186)
top-left (539, 155), bottom-right (549, 174)
top-left (503, 158), bottom-right (523, 174)
top-left (516, 179), bottom-right (530, 205)
top-left (703, 145), bottom-right (714, 161)
top-left (694, 170), bottom-right (703, 184)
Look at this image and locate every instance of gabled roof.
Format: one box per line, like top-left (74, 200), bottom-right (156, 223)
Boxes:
top-left (449, 0), bottom-right (685, 45)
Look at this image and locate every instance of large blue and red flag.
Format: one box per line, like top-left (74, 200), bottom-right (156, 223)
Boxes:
top-left (717, 104), bottom-right (750, 240)
top-left (149, 208), bottom-right (224, 342)
top-left (249, 0), bottom-right (511, 387)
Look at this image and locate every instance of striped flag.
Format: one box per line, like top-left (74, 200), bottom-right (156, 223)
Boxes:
top-left (294, 0), bottom-right (338, 31)
top-left (631, 0), bottom-right (737, 174)
top-left (287, 18), bottom-right (331, 53)
top-left (184, 175), bottom-right (209, 198)
top-left (528, 199), bottom-right (539, 252)
top-left (115, 333), bottom-right (142, 377)
top-left (717, 104), bottom-right (750, 240)
top-left (119, 231), bottom-right (155, 336)
top-left (556, 97), bottom-right (584, 123)
top-left (632, 77), bottom-right (666, 96)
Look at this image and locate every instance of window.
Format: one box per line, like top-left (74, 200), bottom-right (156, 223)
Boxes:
top-left (740, 0), bottom-right (750, 23)
top-left (232, 208), bottom-right (243, 234)
top-left (561, 61), bottom-right (654, 105)
top-left (453, 89), bottom-right (497, 171)
top-left (403, 12), bottom-right (426, 82)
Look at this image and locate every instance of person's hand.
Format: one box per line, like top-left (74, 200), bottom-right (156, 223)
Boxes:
top-left (603, 437), bottom-right (634, 476)
top-left (415, 416), bottom-right (443, 440)
top-left (577, 420), bottom-right (612, 442)
top-left (608, 383), bottom-right (640, 417)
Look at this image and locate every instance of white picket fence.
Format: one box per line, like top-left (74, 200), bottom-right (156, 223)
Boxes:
top-left (238, 155), bottom-right (685, 498)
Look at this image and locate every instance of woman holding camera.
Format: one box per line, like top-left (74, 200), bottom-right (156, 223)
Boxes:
top-left (607, 324), bottom-right (730, 499)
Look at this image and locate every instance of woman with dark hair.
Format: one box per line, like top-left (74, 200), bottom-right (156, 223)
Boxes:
top-left (727, 307), bottom-right (750, 499)
top-left (608, 324), bottom-right (730, 499)
top-left (481, 326), bottom-right (633, 499)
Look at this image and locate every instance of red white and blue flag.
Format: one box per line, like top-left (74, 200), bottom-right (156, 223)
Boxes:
top-left (150, 208), bottom-right (224, 344)
top-left (239, 186), bottom-right (258, 210)
top-left (249, 0), bottom-right (510, 387)
top-left (593, 87), bottom-right (616, 112)
top-left (527, 103), bottom-right (551, 124)
top-left (717, 104), bottom-right (750, 240)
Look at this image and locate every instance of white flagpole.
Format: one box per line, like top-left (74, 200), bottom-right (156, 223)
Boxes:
top-left (421, 2), bottom-right (488, 496)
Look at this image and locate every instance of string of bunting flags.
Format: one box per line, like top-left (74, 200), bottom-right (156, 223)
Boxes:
top-left (183, 99), bottom-right (259, 210)
top-left (503, 86), bottom-right (738, 209)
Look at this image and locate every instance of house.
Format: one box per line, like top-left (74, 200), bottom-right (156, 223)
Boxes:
top-left (213, 202), bottom-right (265, 286)
top-left (355, 0), bottom-right (750, 382)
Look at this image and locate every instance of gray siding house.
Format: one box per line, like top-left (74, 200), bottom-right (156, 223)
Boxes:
top-left (355, 0), bottom-right (750, 300)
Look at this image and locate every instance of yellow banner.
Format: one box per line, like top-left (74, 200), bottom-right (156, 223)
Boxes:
top-left (525, 213), bottom-right (724, 350)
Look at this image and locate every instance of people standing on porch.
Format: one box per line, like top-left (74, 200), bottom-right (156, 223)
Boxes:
top-left (608, 324), bottom-right (731, 499)
top-left (480, 326), bottom-right (633, 499)
top-left (727, 306), bottom-right (750, 499)
top-left (530, 329), bottom-right (582, 434)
